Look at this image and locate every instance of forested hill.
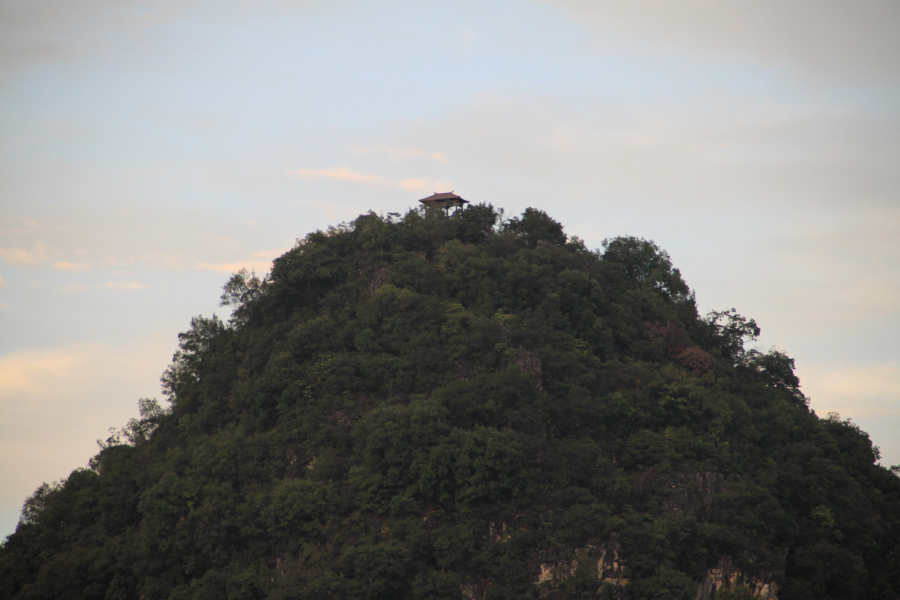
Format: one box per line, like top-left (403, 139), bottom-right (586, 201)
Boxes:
top-left (2, 205), bottom-right (899, 600)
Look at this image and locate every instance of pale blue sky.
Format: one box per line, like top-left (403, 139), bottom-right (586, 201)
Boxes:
top-left (1, 0), bottom-right (898, 539)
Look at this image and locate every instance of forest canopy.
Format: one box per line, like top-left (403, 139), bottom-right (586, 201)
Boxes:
top-left (2, 204), bottom-right (898, 600)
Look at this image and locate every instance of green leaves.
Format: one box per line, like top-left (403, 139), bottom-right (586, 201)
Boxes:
top-left (413, 427), bottom-right (528, 512)
top-left (502, 207), bottom-right (567, 249)
top-left (4, 204), bottom-right (899, 600)
top-left (261, 479), bottom-right (334, 540)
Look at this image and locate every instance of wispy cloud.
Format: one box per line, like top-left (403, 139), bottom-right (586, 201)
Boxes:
top-left (290, 166), bottom-right (384, 184)
top-left (61, 282), bottom-right (146, 292)
top-left (195, 249), bottom-right (288, 274)
top-left (545, 0), bottom-right (900, 82)
top-left (53, 261), bottom-right (90, 271)
top-left (0, 345), bottom-right (89, 396)
top-left (799, 362), bottom-right (900, 417)
top-left (0, 214), bottom-right (49, 235)
top-left (289, 200), bottom-right (362, 221)
top-left (196, 260), bottom-right (272, 274)
top-left (99, 282), bottom-right (146, 290)
top-left (395, 178), bottom-right (452, 193)
top-left (0, 247), bottom-right (36, 264)
top-left (798, 360), bottom-right (900, 466)
top-left (0, 338), bottom-right (172, 536)
top-left (352, 146), bottom-right (449, 164)
top-left (0, 242), bottom-right (49, 265)
top-left (288, 166), bottom-right (451, 194)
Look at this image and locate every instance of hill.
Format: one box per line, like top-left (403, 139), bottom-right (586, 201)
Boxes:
top-left (2, 205), bottom-right (899, 600)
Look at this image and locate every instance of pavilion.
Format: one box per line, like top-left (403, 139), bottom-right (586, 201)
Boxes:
top-left (418, 192), bottom-right (469, 212)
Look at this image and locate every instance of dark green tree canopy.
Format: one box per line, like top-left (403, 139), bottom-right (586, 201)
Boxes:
top-left (2, 205), bottom-right (898, 600)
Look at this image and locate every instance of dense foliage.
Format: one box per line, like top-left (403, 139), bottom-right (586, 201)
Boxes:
top-left (2, 205), bottom-right (899, 600)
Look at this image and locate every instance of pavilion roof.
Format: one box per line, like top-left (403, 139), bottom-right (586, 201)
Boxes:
top-left (418, 192), bottom-right (469, 205)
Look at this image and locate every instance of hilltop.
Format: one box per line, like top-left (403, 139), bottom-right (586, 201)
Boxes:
top-left (2, 205), bottom-right (898, 599)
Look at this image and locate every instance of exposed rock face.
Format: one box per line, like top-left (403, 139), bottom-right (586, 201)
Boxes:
top-left (595, 544), bottom-right (628, 587)
top-left (462, 582), bottom-right (481, 600)
top-left (534, 543), bottom-right (627, 592)
top-left (662, 471), bottom-right (726, 520)
top-left (531, 545), bottom-right (779, 600)
top-left (536, 553), bottom-right (578, 585)
top-left (361, 264), bottom-right (388, 294)
top-left (524, 470), bottom-right (777, 599)
top-left (513, 345), bottom-right (543, 389)
top-left (486, 521), bottom-right (510, 542)
top-left (694, 558), bottom-right (779, 600)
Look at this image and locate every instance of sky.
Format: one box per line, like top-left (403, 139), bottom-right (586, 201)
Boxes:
top-left (1, 0), bottom-right (898, 540)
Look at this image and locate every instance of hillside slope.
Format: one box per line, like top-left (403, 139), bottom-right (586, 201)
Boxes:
top-left (2, 205), bottom-right (899, 600)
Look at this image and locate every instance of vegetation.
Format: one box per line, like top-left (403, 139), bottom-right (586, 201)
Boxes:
top-left (2, 205), bottom-right (898, 599)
